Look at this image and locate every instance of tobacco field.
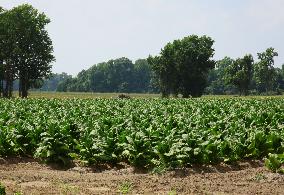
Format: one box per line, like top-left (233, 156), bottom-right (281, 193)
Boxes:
top-left (0, 98), bottom-right (283, 169)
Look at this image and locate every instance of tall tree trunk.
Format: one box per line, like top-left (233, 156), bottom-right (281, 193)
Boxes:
top-left (239, 88), bottom-right (242, 96)
top-left (4, 78), bottom-right (13, 98)
top-left (0, 60), bottom-right (3, 97)
top-left (161, 88), bottom-right (169, 98)
top-left (19, 79), bottom-right (22, 97)
top-left (3, 62), bottom-right (13, 98)
top-left (3, 81), bottom-right (7, 98)
top-left (22, 84), bottom-right (28, 98)
top-left (4, 80), bottom-right (9, 98)
top-left (21, 77), bottom-right (28, 98)
top-left (182, 91), bottom-right (190, 98)
top-left (0, 80), bottom-right (2, 97)
top-left (8, 79), bottom-right (13, 98)
top-left (244, 86), bottom-right (249, 96)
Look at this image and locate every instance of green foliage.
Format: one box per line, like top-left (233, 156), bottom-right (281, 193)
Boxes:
top-left (254, 48), bottom-right (278, 93)
top-left (13, 192), bottom-right (23, 195)
top-left (205, 57), bottom-right (236, 95)
top-left (0, 98), bottom-right (283, 169)
top-left (36, 73), bottom-right (72, 91)
top-left (168, 189), bottom-right (177, 195)
top-left (206, 49), bottom-right (284, 95)
top-left (57, 58), bottom-right (155, 93)
top-left (254, 173), bottom-right (267, 182)
top-left (118, 181), bottom-right (132, 194)
top-left (148, 35), bottom-right (215, 97)
top-left (265, 153), bottom-right (284, 173)
top-left (225, 55), bottom-right (254, 96)
top-left (0, 183), bottom-right (5, 195)
top-left (0, 4), bottom-right (55, 98)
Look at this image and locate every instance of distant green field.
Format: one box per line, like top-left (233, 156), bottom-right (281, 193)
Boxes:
top-left (12, 91), bottom-right (284, 99)
top-left (14, 91), bottom-right (161, 99)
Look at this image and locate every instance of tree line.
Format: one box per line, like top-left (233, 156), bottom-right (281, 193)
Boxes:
top-left (207, 48), bottom-right (284, 95)
top-left (56, 58), bottom-right (157, 93)
top-left (1, 4), bottom-right (284, 98)
top-left (0, 4), bottom-right (54, 98)
top-left (54, 36), bottom-right (284, 97)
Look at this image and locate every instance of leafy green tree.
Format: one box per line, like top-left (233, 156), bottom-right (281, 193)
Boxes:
top-left (57, 57), bottom-right (157, 94)
top-left (74, 70), bottom-right (92, 92)
top-left (254, 48), bottom-right (278, 93)
top-left (90, 57), bottom-right (134, 92)
top-left (0, 60), bottom-right (3, 97)
top-left (282, 64), bottom-right (284, 91)
top-left (178, 36), bottom-right (215, 97)
top-left (0, 4), bottom-right (54, 98)
top-left (147, 55), bottom-right (170, 97)
top-left (33, 72), bottom-right (72, 91)
top-left (206, 57), bottom-right (235, 95)
top-left (107, 57), bottom-right (134, 92)
top-left (225, 55), bottom-right (254, 96)
top-left (57, 77), bottom-right (74, 92)
top-left (133, 59), bottom-right (151, 93)
top-left (89, 62), bottom-right (108, 92)
top-left (58, 57), bottom-right (149, 93)
top-left (0, 7), bottom-right (17, 98)
top-left (0, 8), bottom-right (4, 97)
top-left (15, 4), bottom-right (54, 97)
top-left (274, 67), bottom-right (284, 93)
top-left (148, 35), bottom-right (215, 97)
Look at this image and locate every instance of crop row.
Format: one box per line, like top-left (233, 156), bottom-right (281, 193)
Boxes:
top-left (0, 98), bottom-right (283, 168)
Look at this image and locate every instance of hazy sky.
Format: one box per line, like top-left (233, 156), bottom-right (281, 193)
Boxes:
top-left (2, 0), bottom-right (284, 75)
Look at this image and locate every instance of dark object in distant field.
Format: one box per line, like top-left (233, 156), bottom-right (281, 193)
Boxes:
top-left (118, 94), bottom-right (131, 99)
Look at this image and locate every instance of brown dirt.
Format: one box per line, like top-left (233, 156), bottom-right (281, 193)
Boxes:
top-left (0, 158), bottom-right (284, 195)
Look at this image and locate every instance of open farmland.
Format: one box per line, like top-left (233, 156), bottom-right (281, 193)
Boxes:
top-left (1, 97), bottom-right (284, 194)
top-left (25, 91), bottom-right (160, 99)
top-left (0, 98), bottom-right (284, 166)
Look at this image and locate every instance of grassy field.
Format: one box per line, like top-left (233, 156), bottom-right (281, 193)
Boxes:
top-left (12, 91), bottom-right (284, 99)
top-left (18, 91), bottom-right (161, 99)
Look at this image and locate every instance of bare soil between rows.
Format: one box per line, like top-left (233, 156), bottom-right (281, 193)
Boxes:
top-left (0, 158), bottom-right (284, 195)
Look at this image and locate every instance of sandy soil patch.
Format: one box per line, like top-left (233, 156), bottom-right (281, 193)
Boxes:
top-left (0, 157), bottom-right (284, 194)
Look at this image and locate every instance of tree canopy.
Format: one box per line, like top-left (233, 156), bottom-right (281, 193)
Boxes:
top-left (148, 35), bottom-right (215, 97)
top-left (206, 57), bottom-right (235, 95)
top-left (254, 48), bottom-right (278, 93)
top-left (225, 54), bottom-right (254, 96)
top-left (0, 4), bottom-right (54, 98)
top-left (54, 47), bottom-right (283, 96)
top-left (57, 58), bottom-right (156, 93)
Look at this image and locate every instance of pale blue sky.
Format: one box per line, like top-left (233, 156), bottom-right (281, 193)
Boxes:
top-left (2, 0), bottom-right (284, 75)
